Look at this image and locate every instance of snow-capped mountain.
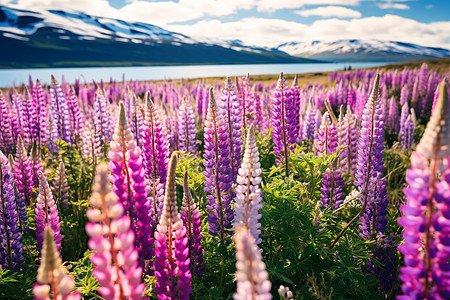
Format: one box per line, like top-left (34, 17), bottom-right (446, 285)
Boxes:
top-left (276, 40), bottom-right (450, 62)
top-left (0, 5), bottom-right (315, 68)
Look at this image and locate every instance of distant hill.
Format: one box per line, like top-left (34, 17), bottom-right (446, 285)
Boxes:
top-left (276, 39), bottom-right (450, 62)
top-left (0, 6), bottom-right (318, 68)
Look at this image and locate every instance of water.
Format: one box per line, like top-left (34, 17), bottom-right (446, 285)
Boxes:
top-left (0, 62), bottom-right (388, 87)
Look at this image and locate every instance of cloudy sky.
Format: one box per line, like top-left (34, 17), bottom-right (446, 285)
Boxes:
top-left (3, 0), bottom-right (450, 48)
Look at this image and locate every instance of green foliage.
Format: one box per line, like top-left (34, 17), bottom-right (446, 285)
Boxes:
top-left (68, 250), bottom-right (101, 299)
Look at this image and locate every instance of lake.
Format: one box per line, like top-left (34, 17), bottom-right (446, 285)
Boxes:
top-left (0, 62), bottom-right (388, 87)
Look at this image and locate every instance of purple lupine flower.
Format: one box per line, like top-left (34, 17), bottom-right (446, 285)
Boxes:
top-left (0, 150), bottom-right (24, 271)
top-left (93, 90), bottom-right (113, 146)
top-left (31, 79), bottom-right (47, 146)
top-left (50, 75), bottom-right (72, 145)
top-left (129, 93), bottom-right (144, 148)
top-left (272, 72), bottom-right (294, 175)
top-left (196, 84), bottom-right (204, 126)
top-left (14, 135), bottom-right (34, 205)
top-left (219, 77), bottom-right (243, 183)
top-left (53, 162), bottom-right (69, 209)
top-left (233, 226), bottom-right (271, 300)
top-left (33, 227), bottom-right (81, 300)
top-left (203, 88), bottom-right (234, 242)
top-left (181, 171), bottom-right (204, 276)
top-left (86, 163), bottom-right (144, 300)
top-left (67, 85), bottom-right (84, 141)
top-left (108, 102), bottom-right (153, 261)
top-left (398, 81), bottom-right (450, 299)
top-left (0, 90), bottom-right (13, 154)
top-left (21, 89), bottom-right (35, 146)
top-left (178, 97), bottom-right (197, 155)
top-left (290, 75), bottom-right (301, 143)
top-left (399, 84), bottom-right (410, 106)
top-left (302, 98), bottom-right (319, 143)
top-left (400, 115), bottom-right (415, 150)
top-left (338, 106), bottom-right (358, 177)
top-left (238, 74), bottom-right (254, 130)
top-left (13, 183), bottom-right (29, 233)
top-left (253, 90), bottom-right (266, 133)
top-left (10, 89), bottom-right (31, 146)
top-left (142, 92), bottom-right (170, 225)
top-left (154, 153), bottom-right (192, 299)
top-left (35, 171), bottom-right (61, 253)
top-left (354, 74), bottom-right (388, 239)
top-left (387, 96), bottom-right (399, 134)
top-left (317, 112), bottom-right (338, 155)
top-left (234, 125), bottom-right (263, 247)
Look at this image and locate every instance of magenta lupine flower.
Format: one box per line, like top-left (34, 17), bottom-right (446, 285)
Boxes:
top-left (22, 89), bottom-right (35, 146)
top-left (10, 89), bottom-right (31, 146)
top-left (233, 226), bottom-right (271, 300)
top-left (50, 75), bottom-right (72, 145)
top-left (53, 162), bottom-right (69, 209)
top-left (35, 171), bottom-right (61, 253)
top-left (14, 135), bottom-right (34, 205)
top-left (0, 90), bottom-right (13, 154)
top-left (234, 125), bottom-right (263, 247)
top-left (86, 163), bottom-right (144, 300)
top-left (203, 88), bottom-right (234, 242)
top-left (33, 227), bottom-right (80, 300)
top-left (290, 75), bottom-right (301, 143)
top-left (338, 106), bottom-right (358, 177)
top-left (108, 102), bottom-right (153, 261)
top-left (196, 84), bottom-right (205, 126)
top-left (272, 73), bottom-right (295, 175)
top-left (30, 143), bottom-right (44, 190)
top-left (178, 97), bottom-right (197, 155)
top-left (0, 151), bottom-right (24, 271)
top-left (154, 153), bottom-right (192, 299)
top-left (31, 79), bottom-right (47, 145)
top-left (219, 77), bottom-right (243, 183)
top-left (400, 84), bottom-right (410, 106)
top-left (354, 74), bottom-right (388, 239)
top-left (398, 81), bottom-right (450, 300)
top-left (387, 96), bottom-right (399, 134)
top-left (142, 92), bottom-right (170, 225)
top-left (67, 85), bottom-right (84, 141)
top-left (253, 90), bottom-right (265, 133)
top-left (181, 171), bottom-right (204, 276)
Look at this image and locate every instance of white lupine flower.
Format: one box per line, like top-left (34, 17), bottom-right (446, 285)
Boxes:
top-left (234, 125), bottom-right (263, 246)
top-left (234, 227), bottom-right (272, 300)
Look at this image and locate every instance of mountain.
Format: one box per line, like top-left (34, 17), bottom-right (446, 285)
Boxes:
top-left (0, 6), bottom-right (318, 68)
top-left (276, 40), bottom-right (450, 62)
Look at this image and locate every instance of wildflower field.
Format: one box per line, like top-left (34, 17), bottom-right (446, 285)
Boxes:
top-left (0, 62), bottom-right (449, 299)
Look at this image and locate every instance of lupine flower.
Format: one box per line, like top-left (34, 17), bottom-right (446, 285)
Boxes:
top-left (238, 74), bottom-right (254, 130)
top-left (50, 75), bottom-right (72, 145)
top-left (196, 84), bottom-right (205, 126)
top-left (354, 74), bottom-right (388, 239)
top-left (36, 171), bottom-right (62, 253)
top-left (234, 125), bottom-right (263, 247)
top-left (14, 135), bottom-right (34, 205)
top-left (33, 227), bottom-right (80, 300)
top-left (272, 72), bottom-right (295, 175)
top-left (13, 184), bottom-right (29, 233)
top-left (233, 226), bottom-right (271, 300)
top-left (290, 75), bottom-right (301, 143)
top-left (338, 106), bottom-right (358, 177)
top-left (0, 150), bottom-right (24, 271)
top-left (10, 89), bottom-right (31, 146)
top-left (181, 171), bottom-right (204, 276)
top-left (0, 90), bottom-right (13, 153)
top-left (398, 80), bottom-right (450, 299)
top-left (93, 90), bottom-right (113, 146)
top-left (278, 285), bottom-right (293, 300)
top-left (108, 102), bottom-right (153, 261)
top-left (302, 98), bottom-right (319, 143)
top-left (53, 162), bottom-right (69, 209)
top-left (154, 153), bottom-right (192, 299)
top-left (31, 79), bottom-right (47, 146)
top-left (219, 77), bottom-right (243, 183)
top-left (401, 115), bottom-right (415, 150)
top-left (129, 93), bottom-right (144, 148)
top-left (22, 89), bottom-right (35, 146)
top-left (66, 85), bottom-right (84, 141)
top-left (203, 88), bottom-right (234, 242)
top-left (86, 163), bottom-right (144, 300)
top-left (317, 112), bottom-right (338, 155)
top-left (178, 97), bottom-right (197, 154)
top-left (142, 92), bottom-right (170, 225)
top-left (31, 142), bottom-right (45, 190)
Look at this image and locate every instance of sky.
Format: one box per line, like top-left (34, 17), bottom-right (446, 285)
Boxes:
top-left (2, 0), bottom-right (450, 49)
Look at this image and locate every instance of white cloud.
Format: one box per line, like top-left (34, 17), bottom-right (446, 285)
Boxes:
top-left (167, 15), bottom-right (450, 49)
top-left (178, 0), bottom-right (256, 17)
top-left (115, 1), bottom-right (203, 26)
top-left (256, 0), bottom-right (360, 13)
top-left (9, 0), bottom-right (116, 16)
top-left (295, 6), bottom-right (361, 18)
top-left (377, 3), bottom-right (410, 10)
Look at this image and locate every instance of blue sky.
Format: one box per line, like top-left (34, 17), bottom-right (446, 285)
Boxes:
top-left (2, 0), bottom-right (450, 48)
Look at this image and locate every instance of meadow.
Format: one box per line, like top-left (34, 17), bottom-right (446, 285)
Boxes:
top-left (0, 61), bottom-right (449, 299)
